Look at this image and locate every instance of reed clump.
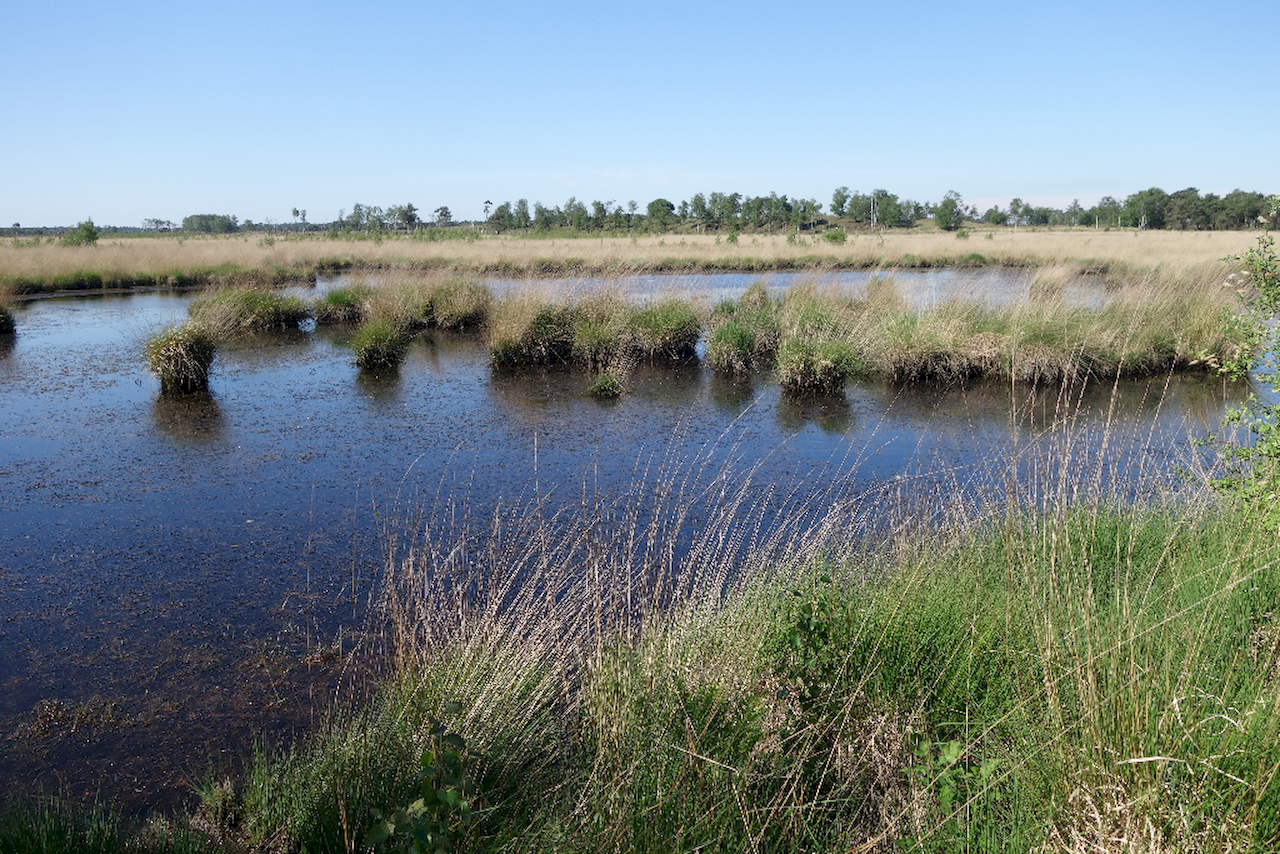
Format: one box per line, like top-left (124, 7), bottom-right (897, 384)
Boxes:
top-left (488, 290), bottom-right (703, 374)
top-left (0, 283), bottom-right (14, 335)
top-left (349, 317), bottom-right (411, 372)
top-left (312, 284), bottom-right (374, 325)
top-left (707, 282), bottom-right (781, 374)
top-left (143, 323), bottom-right (218, 394)
top-left (774, 283), bottom-right (868, 393)
top-left (187, 286), bottom-right (309, 335)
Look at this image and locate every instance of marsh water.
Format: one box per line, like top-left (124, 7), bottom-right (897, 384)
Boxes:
top-left (0, 269), bottom-right (1243, 812)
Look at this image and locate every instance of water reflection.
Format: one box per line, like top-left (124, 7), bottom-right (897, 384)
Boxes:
top-left (777, 390), bottom-right (855, 434)
top-left (152, 390), bottom-right (224, 442)
top-left (708, 373), bottom-right (760, 416)
top-left (356, 367), bottom-right (403, 401)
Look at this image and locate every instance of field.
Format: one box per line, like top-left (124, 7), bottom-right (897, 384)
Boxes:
top-left (0, 226), bottom-right (1266, 294)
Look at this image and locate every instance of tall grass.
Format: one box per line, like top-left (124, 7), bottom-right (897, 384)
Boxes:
top-left (487, 289), bottom-right (703, 377)
top-left (708, 269), bottom-right (1241, 390)
top-left (187, 286), bottom-right (309, 334)
top-left (0, 283), bottom-right (13, 334)
top-left (0, 230), bottom-right (1263, 294)
top-left (200, 395), bottom-right (1280, 853)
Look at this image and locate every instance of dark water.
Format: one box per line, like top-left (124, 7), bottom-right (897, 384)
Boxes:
top-left (0, 278), bottom-right (1240, 811)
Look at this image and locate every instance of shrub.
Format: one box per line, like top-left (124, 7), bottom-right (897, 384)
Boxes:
top-left (350, 317), bottom-right (410, 371)
top-left (59, 219), bottom-right (99, 247)
top-left (823, 229), bottom-right (848, 245)
top-left (144, 323), bottom-right (218, 393)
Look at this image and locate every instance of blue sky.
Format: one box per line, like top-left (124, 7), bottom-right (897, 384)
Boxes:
top-left (4, 0), bottom-right (1277, 227)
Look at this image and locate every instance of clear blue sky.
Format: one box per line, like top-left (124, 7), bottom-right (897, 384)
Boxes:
top-left (4, 0), bottom-right (1277, 227)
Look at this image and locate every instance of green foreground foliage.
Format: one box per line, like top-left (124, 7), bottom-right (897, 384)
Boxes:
top-left (29, 502), bottom-right (1263, 853)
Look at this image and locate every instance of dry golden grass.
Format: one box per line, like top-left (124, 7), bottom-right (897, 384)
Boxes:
top-left (0, 228), bottom-right (1265, 292)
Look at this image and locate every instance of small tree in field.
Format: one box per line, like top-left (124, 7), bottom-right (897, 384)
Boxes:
top-left (60, 219), bottom-right (99, 246)
top-left (933, 191), bottom-right (964, 231)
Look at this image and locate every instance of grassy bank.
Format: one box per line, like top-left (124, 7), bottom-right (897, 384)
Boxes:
top-left (31, 480), bottom-right (1277, 853)
top-left (0, 229), bottom-right (1262, 296)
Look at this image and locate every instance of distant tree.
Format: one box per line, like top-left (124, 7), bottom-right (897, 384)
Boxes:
top-left (433, 206), bottom-right (452, 227)
top-left (982, 206), bottom-right (1008, 225)
top-left (483, 200), bottom-right (492, 220)
top-left (60, 218), bottom-right (99, 246)
top-left (388, 203), bottom-right (420, 231)
top-left (626, 200), bottom-right (638, 226)
top-left (514, 199), bottom-right (531, 230)
top-left (830, 186), bottom-right (850, 218)
top-left (182, 213), bottom-right (239, 233)
top-left (1219, 189), bottom-right (1266, 229)
top-left (1122, 188), bottom-right (1167, 229)
top-left (1166, 188), bottom-right (1207, 230)
top-left (871, 190), bottom-right (900, 227)
top-left (1007, 198), bottom-right (1025, 227)
top-left (646, 198), bottom-right (675, 231)
top-left (690, 193), bottom-right (709, 226)
top-left (489, 201), bottom-right (514, 232)
top-left (564, 197), bottom-right (589, 231)
top-left (933, 191), bottom-right (964, 231)
top-left (10, 223), bottom-right (18, 230)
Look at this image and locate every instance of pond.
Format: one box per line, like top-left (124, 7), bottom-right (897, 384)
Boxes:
top-left (0, 271), bottom-right (1241, 812)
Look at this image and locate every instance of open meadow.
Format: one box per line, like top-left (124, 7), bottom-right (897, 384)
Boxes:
top-left (0, 226), bottom-right (1266, 294)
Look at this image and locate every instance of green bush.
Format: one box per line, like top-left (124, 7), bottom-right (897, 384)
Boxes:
top-left (59, 219), bottom-right (99, 247)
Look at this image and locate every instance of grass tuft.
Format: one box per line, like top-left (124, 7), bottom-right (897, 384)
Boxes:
top-left (144, 323), bottom-right (218, 394)
top-left (349, 317), bottom-right (410, 372)
top-left (187, 287), bottom-right (309, 335)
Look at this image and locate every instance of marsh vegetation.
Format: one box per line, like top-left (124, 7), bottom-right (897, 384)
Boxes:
top-left (4, 234), bottom-right (1279, 852)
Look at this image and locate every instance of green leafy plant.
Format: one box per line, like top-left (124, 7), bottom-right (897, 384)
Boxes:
top-left (1210, 233), bottom-right (1280, 531)
top-left (366, 703), bottom-right (477, 854)
top-left (59, 219), bottom-right (99, 246)
top-left (900, 737), bottom-right (1003, 852)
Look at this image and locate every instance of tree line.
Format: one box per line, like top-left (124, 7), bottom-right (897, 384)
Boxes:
top-left (151, 186), bottom-right (1277, 238)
